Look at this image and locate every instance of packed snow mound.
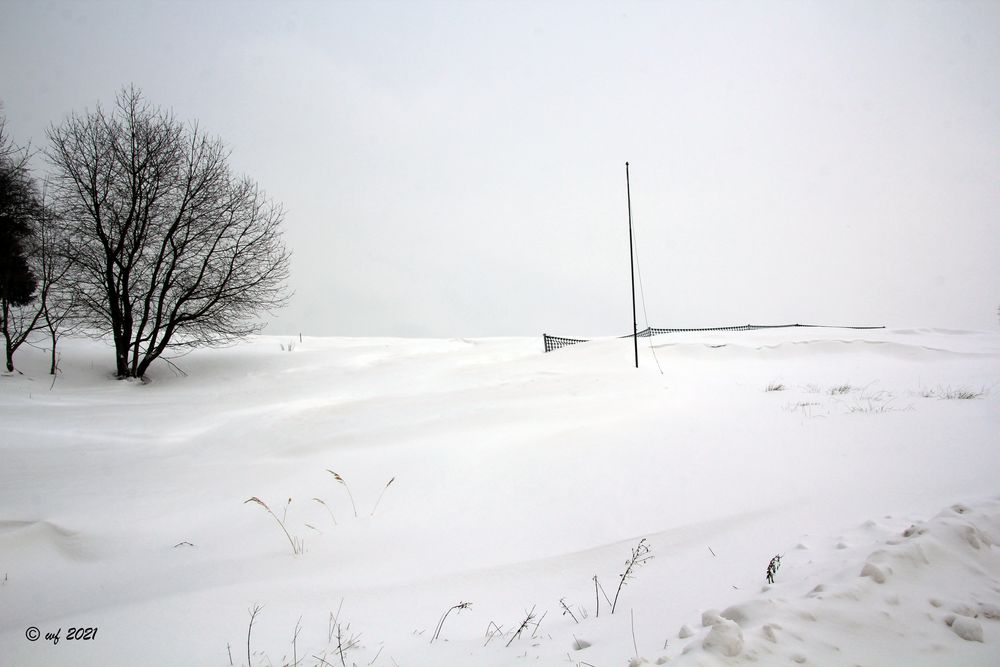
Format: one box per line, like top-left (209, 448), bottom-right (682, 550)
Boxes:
top-left (664, 498), bottom-right (1000, 666)
top-left (0, 520), bottom-right (98, 562)
top-left (639, 326), bottom-right (1000, 357)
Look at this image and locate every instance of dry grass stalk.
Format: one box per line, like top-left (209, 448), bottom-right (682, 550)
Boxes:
top-left (560, 597), bottom-right (579, 624)
top-left (506, 605), bottom-right (537, 648)
top-left (370, 477), bottom-right (395, 516)
top-left (327, 470), bottom-right (358, 518)
top-left (247, 604), bottom-right (263, 667)
top-left (483, 621), bottom-right (504, 646)
top-left (312, 497), bottom-right (337, 526)
top-left (292, 615), bottom-right (302, 667)
top-left (431, 601), bottom-right (471, 643)
top-left (611, 538), bottom-right (653, 614)
top-left (245, 496), bottom-right (303, 555)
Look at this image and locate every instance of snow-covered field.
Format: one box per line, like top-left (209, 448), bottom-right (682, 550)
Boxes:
top-left (1, 328), bottom-right (999, 667)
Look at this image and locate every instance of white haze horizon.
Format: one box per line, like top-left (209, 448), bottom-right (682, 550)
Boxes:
top-left (2, 0), bottom-right (999, 338)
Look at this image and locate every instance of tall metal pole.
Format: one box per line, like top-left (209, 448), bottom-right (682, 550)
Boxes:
top-left (626, 162), bottom-right (638, 369)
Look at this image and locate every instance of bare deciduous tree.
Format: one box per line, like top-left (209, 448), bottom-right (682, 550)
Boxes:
top-left (46, 86), bottom-right (291, 379)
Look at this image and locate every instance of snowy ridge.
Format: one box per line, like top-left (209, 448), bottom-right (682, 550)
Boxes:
top-left (662, 498), bottom-right (1000, 666)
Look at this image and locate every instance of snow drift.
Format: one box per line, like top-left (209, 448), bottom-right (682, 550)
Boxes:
top-left (1, 327), bottom-right (998, 666)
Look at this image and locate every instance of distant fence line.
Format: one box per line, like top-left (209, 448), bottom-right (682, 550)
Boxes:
top-left (542, 323), bottom-right (886, 353)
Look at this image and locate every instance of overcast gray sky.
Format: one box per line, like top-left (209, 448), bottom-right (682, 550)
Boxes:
top-left (3, 0), bottom-right (999, 337)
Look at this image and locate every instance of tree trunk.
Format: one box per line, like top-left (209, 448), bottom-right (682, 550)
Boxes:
top-left (116, 350), bottom-right (129, 378)
top-left (4, 337), bottom-right (13, 373)
top-left (113, 330), bottom-right (131, 378)
top-left (49, 330), bottom-right (58, 375)
top-left (2, 306), bottom-right (12, 372)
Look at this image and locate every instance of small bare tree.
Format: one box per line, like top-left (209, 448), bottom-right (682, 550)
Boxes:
top-left (31, 184), bottom-right (82, 376)
top-left (46, 86), bottom-right (291, 379)
top-left (38, 233), bottom-right (81, 375)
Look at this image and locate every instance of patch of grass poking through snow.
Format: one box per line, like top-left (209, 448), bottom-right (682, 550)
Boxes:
top-left (828, 384), bottom-right (853, 396)
top-left (505, 605), bottom-right (539, 648)
top-left (244, 496), bottom-right (304, 555)
top-left (765, 382), bottom-right (786, 392)
top-left (310, 601), bottom-right (364, 667)
top-left (919, 385), bottom-right (989, 400)
top-left (331, 620), bottom-right (361, 667)
top-left (848, 390), bottom-right (911, 414)
top-left (783, 401), bottom-right (823, 417)
top-left (319, 471), bottom-right (396, 521)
